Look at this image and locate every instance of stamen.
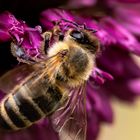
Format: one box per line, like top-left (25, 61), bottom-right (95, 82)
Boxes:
top-left (61, 19), bottom-right (79, 28)
top-left (83, 23), bottom-right (97, 33)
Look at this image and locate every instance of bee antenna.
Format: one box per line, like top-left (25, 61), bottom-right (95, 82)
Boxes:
top-left (61, 19), bottom-right (79, 28)
top-left (58, 19), bottom-right (97, 33)
top-left (83, 23), bottom-right (97, 33)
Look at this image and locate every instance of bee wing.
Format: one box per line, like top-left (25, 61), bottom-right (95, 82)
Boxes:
top-left (0, 52), bottom-right (63, 94)
top-left (50, 83), bottom-right (87, 140)
top-left (0, 65), bottom-right (36, 93)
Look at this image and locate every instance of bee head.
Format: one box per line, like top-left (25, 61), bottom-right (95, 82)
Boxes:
top-left (66, 29), bottom-right (100, 54)
top-left (70, 30), bottom-right (89, 44)
top-left (47, 28), bottom-right (100, 86)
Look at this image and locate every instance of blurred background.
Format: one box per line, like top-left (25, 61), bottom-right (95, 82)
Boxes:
top-left (98, 55), bottom-right (140, 140)
top-left (0, 0), bottom-right (140, 140)
top-left (98, 99), bottom-right (140, 140)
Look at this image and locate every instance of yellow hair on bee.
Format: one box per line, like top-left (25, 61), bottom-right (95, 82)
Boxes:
top-left (48, 39), bottom-right (95, 88)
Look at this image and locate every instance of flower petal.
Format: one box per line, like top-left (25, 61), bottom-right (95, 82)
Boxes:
top-left (102, 79), bottom-right (140, 102)
top-left (97, 46), bottom-right (140, 77)
top-left (127, 78), bottom-right (140, 96)
top-left (99, 17), bottom-right (140, 55)
top-left (87, 112), bottom-right (100, 140)
top-left (114, 4), bottom-right (140, 36)
top-left (40, 8), bottom-right (116, 47)
top-left (90, 67), bottom-right (113, 85)
top-left (97, 46), bottom-right (140, 101)
top-left (40, 8), bottom-right (74, 30)
top-left (0, 12), bottom-right (44, 58)
top-left (87, 83), bottom-right (113, 122)
top-left (0, 11), bottom-right (20, 42)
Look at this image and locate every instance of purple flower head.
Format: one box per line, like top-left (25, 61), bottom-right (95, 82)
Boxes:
top-left (41, 9), bottom-right (93, 32)
top-left (0, 11), bottom-right (26, 43)
top-left (40, 8), bottom-right (140, 139)
top-left (87, 83), bottom-right (113, 122)
top-left (0, 1), bottom-right (140, 140)
top-left (0, 12), bottom-right (43, 58)
top-left (112, 3), bottom-right (140, 36)
top-left (90, 68), bottom-right (113, 85)
top-left (97, 46), bottom-right (140, 101)
top-left (65, 1), bottom-right (140, 55)
top-left (41, 9), bottom-right (75, 31)
top-left (41, 9), bottom-right (115, 86)
top-left (99, 17), bottom-right (140, 55)
top-left (0, 9), bottom-right (115, 140)
top-left (0, 11), bottom-right (16, 42)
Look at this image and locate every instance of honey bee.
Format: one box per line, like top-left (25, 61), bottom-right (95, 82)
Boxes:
top-left (0, 20), bottom-right (100, 140)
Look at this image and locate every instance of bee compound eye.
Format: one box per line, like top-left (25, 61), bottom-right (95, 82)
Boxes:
top-left (70, 30), bottom-right (84, 40)
top-left (70, 30), bottom-right (90, 44)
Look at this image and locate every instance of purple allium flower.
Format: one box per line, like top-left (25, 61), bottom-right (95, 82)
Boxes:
top-left (40, 9), bottom-right (115, 139)
top-left (37, 7), bottom-right (140, 139)
top-left (107, 0), bottom-right (140, 36)
top-left (0, 0), bottom-right (140, 140)
top-left (0, 12), bottom-right (43, 59)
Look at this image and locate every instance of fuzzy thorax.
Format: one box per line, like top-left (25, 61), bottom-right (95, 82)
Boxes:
top-left (47, 40), bottom-right (95, 88)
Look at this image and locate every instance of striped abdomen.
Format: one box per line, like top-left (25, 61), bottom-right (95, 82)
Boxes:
top-left (0, 77), bottom-right (67, 131)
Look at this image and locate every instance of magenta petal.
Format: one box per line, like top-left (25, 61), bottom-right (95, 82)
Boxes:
top-left (42, 8), bottom-right (74, 21)
top-left (40, 9), bottom-right (120, 47)
top-left (99, 17), bottom-right (140, 55)
top-left (103, 79), bottom-right (140, 102)
top-left (87, 83), bottom-right (113, 122)
top-left (0, 11), bottom-right (21, 42)
top-left (9, 23), bottom-right (44, 57)
top-left (0, 12), bottom-right (43, 58)
top-left (21, 28), bottom-right (43, 57)
top-left (87, 113), bottom-right (100, 140)
top-left (114, 5), bottom-right (140, 36)
top-left (40, 9), bottom-right (74, 30)
top-left (0, 30), bottom-right (10, 42)
top-left (0, 11), bottom-right (25, 42)
top-left (127, 78), bottom-right (140, 96)
top-left (96, 28), bottom-right (116, 46)
top-left (90, 67), bottom-right (113, 85)
top-left (97, 45), bottom-right (140, 101)
top-left (97, 46), bottom-right (140, 78)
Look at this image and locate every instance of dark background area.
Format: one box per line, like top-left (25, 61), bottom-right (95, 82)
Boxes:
top-left (0, 0), bottom-right (66, 25)
top-left (0, 0), bottom-right (67, 75)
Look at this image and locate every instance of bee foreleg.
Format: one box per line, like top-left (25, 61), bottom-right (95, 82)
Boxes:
top-left (40, 31), bottom-right (52, 54)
